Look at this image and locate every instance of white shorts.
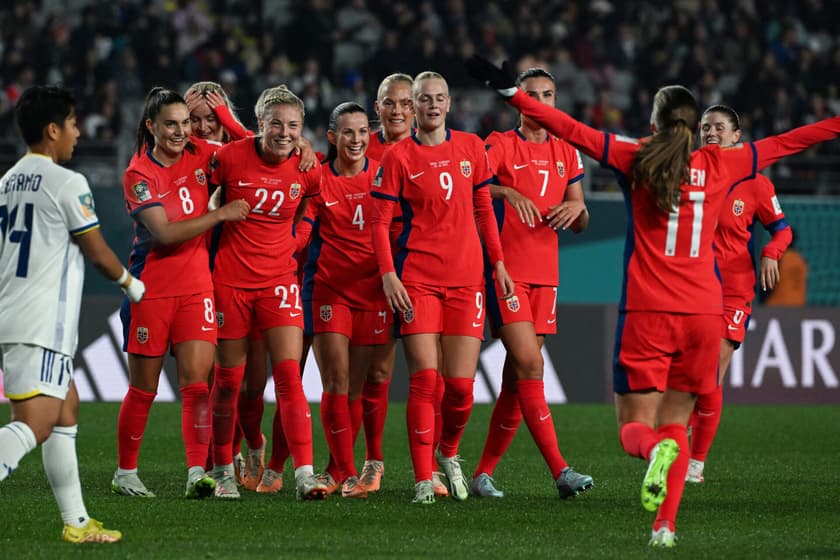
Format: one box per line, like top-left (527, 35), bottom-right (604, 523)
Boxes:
top-left (0, 344), bottom-right (73, 401)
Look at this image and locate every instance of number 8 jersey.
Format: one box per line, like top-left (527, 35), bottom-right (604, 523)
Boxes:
top-left (123, 141), bottom-right (215, 298)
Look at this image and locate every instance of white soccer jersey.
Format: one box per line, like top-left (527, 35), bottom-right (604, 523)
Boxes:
top-left (0, 153), bottom-right (99, 355)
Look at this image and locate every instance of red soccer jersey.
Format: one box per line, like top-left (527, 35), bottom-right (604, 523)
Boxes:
top-left (486, 128), bottom-right (584, 285)
top-left (365, 130), bottom-right (391, 162)
top-left (715, 174), bottom-right (791, 301)
top-left (210, 137), bottom-right (321, 288)
top-left (123, 141), bottom-right (216, 298)
top-left (370, 129), bottom-right (504, 287)
top-left (506, 89), bottom-right (840, 314)
top-left (300, 158), bottom-right (384, 309)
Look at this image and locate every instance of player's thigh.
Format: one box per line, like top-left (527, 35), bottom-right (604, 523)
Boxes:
top-left (264, 325), bottom-right (303, 365)
top-left (440, 335), bottom-right (481, 379)
top-left (657, 388), bottom-right (697, 427)
top-left (127, 353), bottom-right (166, 392)
top-left (313, 332), bottom-right (351, 392)
top-left (172, 339), bottom-right (216, 386)
top-left (614, 391), bottom-right (661, 427)
top-left (56, 382), bottom-right (80, 427)
top-left (498, 320), bottom-right (543, 379)
top-left (367, 338), bottom-right (396, 383)
top-left (403, 333), bottom-right (441, 374)
top-left (348, 344), bottom-right (375, 398)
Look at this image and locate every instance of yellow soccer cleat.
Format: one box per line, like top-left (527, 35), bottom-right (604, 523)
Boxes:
top-left (62, 518), bottom-right (122, 544)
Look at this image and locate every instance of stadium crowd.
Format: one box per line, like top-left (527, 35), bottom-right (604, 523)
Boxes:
top-left (1, 0), bottom-right (840, 156)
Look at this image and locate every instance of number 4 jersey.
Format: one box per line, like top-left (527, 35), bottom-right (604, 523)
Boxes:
top-left (0, 154), bottom-right (99, 354)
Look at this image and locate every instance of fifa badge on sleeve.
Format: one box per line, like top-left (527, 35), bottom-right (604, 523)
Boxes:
top-left (133, 181), bottom-right (151, 203)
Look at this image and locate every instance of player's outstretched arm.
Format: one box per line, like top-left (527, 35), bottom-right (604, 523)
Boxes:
top-left (75, 228), bottom-right (145, 302)
top-left (137, 199), bottom-right (250, 245)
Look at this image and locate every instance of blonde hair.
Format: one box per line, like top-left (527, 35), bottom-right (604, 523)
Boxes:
top-left (377, 73), bottom-right (413, 101)
top-left (184, 81), bottom-right (245, 141)
top-left (412, 71), bottom-right (448, 100)
top-left (255, 85), bottom-right (305, 120)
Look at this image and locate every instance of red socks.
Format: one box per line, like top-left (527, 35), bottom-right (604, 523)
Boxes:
top-left (516, 379), bottom-right (567, 478)
top-left (407, 369), bottom-right (437, 482)
top-left (438, 377), bottom-right (475, 458)
top-left (210, 365), bottom-right (245, 466)
top-left (619, 421), bottom-right (660, 460)
top-left (273, 359), bottom-right (313, 469)
top-left (238, 391), bottom-right (266, 451)
top-left (361, 380), bottom-right (389, 461)
top-left (433, 373), bottom-right (444, 455)
top-left (474, 384), bottom-right (521, 476)
top-left (117, 386), bottom-right (156, 469)
top-left (180, 383), bottom-right (210, 469)
top-left (266, 404), bottom-right (290, 472)
top-left (689, 386), bottom-right (723, 462)
top-left (654, 423), bottom-right (689, 531)
top-left (321, 392), bottom-right (356, 481)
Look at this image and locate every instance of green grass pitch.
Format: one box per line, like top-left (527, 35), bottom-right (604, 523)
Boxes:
top-left (2, 402), bottom-right (839, 559)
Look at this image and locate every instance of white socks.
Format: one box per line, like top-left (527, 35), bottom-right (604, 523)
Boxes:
top-left (0, 421), bottom-right (37, 482)
top-left (42, 425), bottom-right (89, 528)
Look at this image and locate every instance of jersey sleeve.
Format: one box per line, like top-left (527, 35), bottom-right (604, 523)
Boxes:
top-left (567, 145), bottom-right (585, 184)
top-left (212, 104), bottom-right (252, 141)
top-left (370, 152), bottom-right (401, 275)
top-left (484, 131), bottom-right (507, 177)
top-left (753, 116), bottom-right (840, 170)
top-left (60, 172), bottom-right (100, 236)
top-left (295, 197), bottom-right (319, 253)
top-left (754, 176), bottom-right (792, 260)
top-left (123, 167), bottom-right (162, 217)
top-left (303, 164), bottom-right (322, 198)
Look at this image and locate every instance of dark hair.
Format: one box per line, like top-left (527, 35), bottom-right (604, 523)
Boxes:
top-left (135, 87), bottom-right (189, 156)
top-left (633, 85), bottom-right (699, 212)
top-left (515, 68), bottom-right (555, 86)
top-left (701, 104), bottom-right (741, 131)
top-left (14, 85), bottom-right (76, 146)
top-left (324, 102), bottom-right (367, 163)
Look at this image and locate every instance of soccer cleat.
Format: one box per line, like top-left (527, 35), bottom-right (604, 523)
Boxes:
top-left (642, 438), bottom-right (680, 512)
top-left (649, 527), bottom-right (677, 548)
top-left (359, 460), bottom-right (384, 492)
top-left (213, 470), bottom-right (240, 499)
top-left (314, 472), bottom-right (340, 495)
top-left (233, 453), bottom-right (245, 485)
top-left (686, 458), bottom-right (705, 483)
top-left (62, 518), bottom-right (122, 544)
top-left (296, 473), bottom-right (329, 501)
top-left (411, 479), bottom-right (435, 505)
top-left (556, 466), bottom-right (594, 499)
top-left (256, 468), bottom-right (284, 493)
top-left (240, 434), bottom-right (266, 491)
top-left (185, 470), bottom-right (215, 499)
top-left (470, 473), bottom-right (504, 498)
top-left (341, 476), bottom-right (369, 499)
top-left (111, 471), bottom-right (155, 498)
top-left (436, 453), bottom-right (469, 501)
top-left (432, 472), bottom-right (449, 497)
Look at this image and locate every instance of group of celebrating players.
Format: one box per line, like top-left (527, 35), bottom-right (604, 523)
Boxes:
top-left (1, 55), bottom-right (838, 546)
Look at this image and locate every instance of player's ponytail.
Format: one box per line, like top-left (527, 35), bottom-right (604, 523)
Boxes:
top-left (135, 87), bottom-right (189, 156)
top-left (632, 85), bottom-right (698, 212)
top-left (324, 102), bottom-right (367, 164)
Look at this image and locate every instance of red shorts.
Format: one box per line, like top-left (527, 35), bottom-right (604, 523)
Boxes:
top-left (613, 311), bottom-right (722, 395)
top-left (722, 297), bottom-right (751, 347)
top-left (215, 278), bottom-right (304, 340)
top-left (124, 292), bottom-right (217, 356)
top-left (399, 283), bottom-right (485, 339)
top-left (488, 282), bottom-right (558, 336)
top-left (307, 301), bottom-right (392, 346)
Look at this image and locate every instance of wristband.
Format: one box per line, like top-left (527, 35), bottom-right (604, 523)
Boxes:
top-left (115, 267), bottom-right (130, 287)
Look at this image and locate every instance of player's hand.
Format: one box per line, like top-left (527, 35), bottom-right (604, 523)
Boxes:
top-left (547, 200), bottom-right (588, 231)
top-left (382, 272), bottom-right (412, 314)
top-left (295, 137), bottom-right (318, 171)
top-left (465, 55), bottom-right (517, 97)
top-left (184, 89), bottom-right (205, 114)
top-left (218, 199), bottom-right (250, 221)
top-left (759, 256), bottom-right (780, 291)
top-left (493, 261), bottom-right (515, 300)
top-left (116, 268), bottom-right (146, 303)
top-left (208, 186), bottom-right (222, 211)
top-left (204, 90), bottom-right (226, 109)
top-left (503, 187), bottom-right (541, 227)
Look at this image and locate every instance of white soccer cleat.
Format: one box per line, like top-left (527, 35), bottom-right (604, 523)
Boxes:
top-left (111, 471), bottom-right (155, 498)
top-left (649, 527), bottom-right (677, 548)
top-left (436, 453), bottom-right (469, 501)
top-left (686, 458), bottom-right (705, 483)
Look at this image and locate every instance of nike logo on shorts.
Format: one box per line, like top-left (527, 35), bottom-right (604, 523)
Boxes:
top-left (290, 312), bottom-right (301, 317)
top-left (374, 328), bottom-right (385, 334)
top-left (472, 321), bottom-right (483, 327)
top-left (201, 326), bottom-right (214, 331)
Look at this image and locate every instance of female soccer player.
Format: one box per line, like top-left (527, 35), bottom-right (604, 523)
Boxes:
top-left (687, 105), bottom-right (792, 483)
top-left (467, 54), bottom-right (840, 546)
top-left (113, 87), bottom-right (249, 500)
top-left (296, 102), bottom-right (391, 498)
top-left (471, 67), bottom-right (593, 500)
top-left (208, 85), bottom-right (327, 501)
top-left (184, 81), bottom-right (249, 143)
top-left (370, 71), bottom-right (515, 504)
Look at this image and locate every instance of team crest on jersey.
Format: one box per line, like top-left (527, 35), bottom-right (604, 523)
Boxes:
top-left (133, 181), bottom-right (151, 202)
top-left (402, 308), bottom-right (414, 323)
top-left (136, 327), bottom-right (149, 344)
top-left (78, 193), bottom-right (96, 218)
top-left (460, 160), bottom-right (472, 178)
top-left (216, 312), bottom-right (224, 328)
top-left (732, 199), bottom-right (745, 216)
top-left (556, 161), bottom-right (565, 177)
top-left (320, 305), bottom-right (333, 322)
top-left (194, 168), bottom-right (206, 185)
top-left (506, 295), bottom-right (521, 313)
top-left (289, 183), bottom-right (302, 200)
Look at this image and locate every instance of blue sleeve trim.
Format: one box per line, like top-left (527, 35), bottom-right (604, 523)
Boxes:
top-left (474, 177), bottom-right (493, 190)
top-left (371, 191), bottom-right (399, 202)
top-left (70, 222), bottom-right (100, 235)
top-left (765, 218), bottom-right (789, 233)
top-left (568, 172), bottom-right (584, 185)
top-left (130, 202), bottom-right (163, 217)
